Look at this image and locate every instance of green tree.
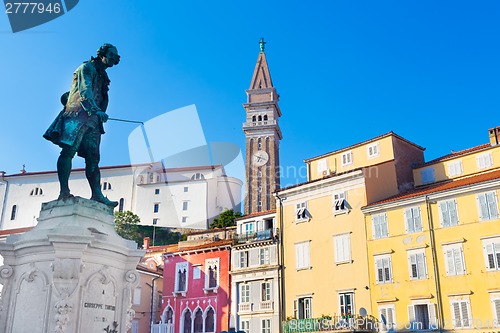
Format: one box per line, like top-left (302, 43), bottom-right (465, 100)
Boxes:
top-left (210, 209), bottom-right (242, 229)
top-left (114, 211), bottom-right (142, 244)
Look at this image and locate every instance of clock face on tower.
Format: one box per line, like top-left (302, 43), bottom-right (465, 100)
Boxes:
top-left (253, 150), bottom-right (269, 167)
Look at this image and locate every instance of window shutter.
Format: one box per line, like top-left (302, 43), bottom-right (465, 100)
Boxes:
top-left (485, 244), bottom-right (495, 269)
top-left (495, 243), bottom-right (500, 269)
top-left (293, 299), bottom-right (298, 319)
top-left (461, 301), bottom-right (470, 328)
top-left (440, 201), bottom-right (450, 227)
top-left (451, 302), bottom-right (460, 328)
top-left (404, 209), bottom-right (412, 233)
top-left (334, 237), bottom-right (341, 263)
top-left (345, 235), bottom-right (351, 261)
top-left (493, 299), bottom-right (500, 324)
top-left (382, 214), bottom-right (388, 237)
top-left (373, 216), bottom-right (380, 239)
top-left (449, 200), bottom-right (459, 225)
top-left (380, 308), bottom-right (387, 324)
top-left (387, 307), bottom-right (394, 329)
top-left (445, 250), bottom-right (453, 275)
top-left (304, 242), bottom-right (310, 268)
top-left (428, 303), bottom-right (438, 330)
top-left (296, 244), bottom-right (302, 269)
top-left (487, 192), bottom-right (499, 219)
top-left (478, 194), bottom-right (489, 220)
top-left (409, 254), bottom-right (417, 278)
top-left (417, 252), bottom-right (426, 278)
top-left (454, 248), bottom-right (464, 275)
top-left (407, 305), bottom-right (415, 326)
top-left (376, 259), bottom-right (382, 283)
top-left (414, 208), bottom-right (422, 231)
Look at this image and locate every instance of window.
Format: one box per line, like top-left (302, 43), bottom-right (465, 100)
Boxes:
top-left (193, 267), bottom-right (201, 279)
top-left (240, 320), bottom-right (250, 333)
top-left (447, 160), bottom-right (463, 177)
top-left (295, 241), bottom-right (311, 270)
top-left (205, 307), bottom-right (215, 333)
top-left (477, 152), bottom-right (493, 169)
top-left (205, 258), bottom-right (219, 289)
top-left (477, 191), bottom-right (499, 221)
top-left (260, 247), bottom-right (270, 265)
top-left (261, 282), bottom-right (272, 301)
top-left (240, 284), bottom-right (250, 303)
top-left (294, 297), bottom-right (312, 319)
top-left (153, 218), bottom-right (158, 225)
top-left (367, 143), bottom-right (380, 158)
top-left (483, 237), bottom-right (500, 271)
top-left (334, 233), bottom-right (351, 264)
top-left (184, 186), bottom-right (188, 192)
top-left (405, 207), bottom-right (422, 233)
top-left (10, 205), bottom-right (17, 220)
top-left (131, 320), bottom-right (139, 333)
top-left (153, 203), bottom-right (160, 213)
top-left (379, 305), bottom-right (396, 331)
top-left (194, 308), bottom-right (203, 333)
top-left (182, 310), bottom-right (192, 333)
top-left (118, 198), bottom-right (124, 212)
top-left (155, 188), bottom-right (160, 195)
top-left (191, 173), bottom-right (205, 180)
top-left (175, 262), bottom-right (189, 293)
top-left (243, 223), bottom-right (254, 235)
top-left (408, 303), bottom-right (437, 330)
top-left (421, 168), bottom-right (435, 184)
top-left (239, 251), bottom-right (249, 268)
top-left (491, 295), bottom-right (500, 327)
top-left (182, 201), bottom-right (189, 211)
top-left (450, 299), bottom-right (471, 328)
top-left (133, 287), bottom-right (141, 305)
top-left (164, 306), bottom-right (173, 325)
top-left (317, 159), bottom-right (328, 174)
top-left (408, 250), bottom-right (427, 279)
top-left (372, 213), bottom-right (388, 239)
top-left (30, 187), bottom-right (43, 196)
top-left (342, 151), bottom-right (353, 166)
top-left (181, 216), bottom-right (188, 223)
top-left (443, 243), bottom-right (466, 276)
top-left (339, 292), bottom-right (354, 317)
top-left (439, 200), bottom-right (459, 227)
top-left (102, 182), bottom-right (112, 190)
top-left (375, 256), bottom-right (392, 283)
top-left (261, 319), bottom-right (271, 333)
top-left (295, 201), bottom-right (308, 221)
top-left (333, 192), bottom-right (348, 214)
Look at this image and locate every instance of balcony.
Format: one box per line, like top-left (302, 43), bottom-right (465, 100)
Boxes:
top-left (238, 302), bottom-right (252, 312)
top-left (259, 300), bottom-right (273, 311)
top-left (234, 229), bottom-right (273, 244)
top-left (282, 315), bottom-right (378, 333)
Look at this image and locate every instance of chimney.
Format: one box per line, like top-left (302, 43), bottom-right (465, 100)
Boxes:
top-left (489, 127), bottom-right (500, 146)
top-left (143, 237), bottom-right (151, 249)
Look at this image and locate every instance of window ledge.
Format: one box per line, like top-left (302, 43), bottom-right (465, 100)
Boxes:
top-left (335, 260), bottom-right (353, 266)
top-left (333, 209), bottom-right (350, 216)
top-left (296, 266), bottom-right (312, 272)
top-left (295, 218), bottom-right (310, 224)
top-left (203, 287), bottom-right (219, 295)
top-left (172, 291), bottom-right (187, 297)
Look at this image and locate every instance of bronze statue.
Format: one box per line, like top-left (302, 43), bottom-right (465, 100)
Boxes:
top-left (44, 44), bottom-right (120, 207)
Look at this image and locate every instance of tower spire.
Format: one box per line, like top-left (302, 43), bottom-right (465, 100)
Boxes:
top-left (259, 37), bottom-right (266, 53)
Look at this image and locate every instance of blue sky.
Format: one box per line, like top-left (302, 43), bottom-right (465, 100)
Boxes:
top-left (1, 0), bottom-right (500, 188)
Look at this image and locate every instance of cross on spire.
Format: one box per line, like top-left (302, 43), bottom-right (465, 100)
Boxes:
top-left (259, 38), bottom-right (266, 53)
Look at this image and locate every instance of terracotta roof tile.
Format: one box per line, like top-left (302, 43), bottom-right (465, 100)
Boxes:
top-left (417, 144), bottom-right (490, 167)
top-left (238, 210), bottom-right (276, 220)
top-left (366, 169), bottom-right (500, 207)
top-left (0, 227), bottom-right (33, 236)
top-left (167, 239), bottom-right (232, 254)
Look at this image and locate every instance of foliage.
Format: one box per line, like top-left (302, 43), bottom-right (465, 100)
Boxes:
top-left (114, 211), bottom-right (142, 244)
top-left (137, 225), bottom-right (182, 246)
top-left (209, 209), bottom-right (242, 229)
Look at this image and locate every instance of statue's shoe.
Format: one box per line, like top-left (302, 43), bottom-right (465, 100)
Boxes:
top-left (90, 195), bottom-right (118, 208)
top-left (58, 192), bottom-right (75, 201)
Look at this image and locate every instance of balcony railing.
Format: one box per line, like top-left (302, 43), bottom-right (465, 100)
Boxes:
top-left (234, 229), bottom-right (273, 244)
top-left (259, 300), bottom-right (273, 311)
top-left (238, 302), bottom-right (252, 312)
top-left (282, 315), bottom-right (379, 333)
top-left (151, 322), bottom-right (174, 333)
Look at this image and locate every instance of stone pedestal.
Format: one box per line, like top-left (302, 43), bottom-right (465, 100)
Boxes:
top-left (0, 197), bottom-right (145, 333)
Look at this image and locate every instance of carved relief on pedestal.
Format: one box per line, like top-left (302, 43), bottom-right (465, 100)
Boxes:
top-left (52, 258), bottom-right (82, 298)
top-left (54, 299), bottom-right (72, 333)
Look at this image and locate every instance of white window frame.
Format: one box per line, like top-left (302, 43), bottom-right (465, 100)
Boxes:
top-left (239, 251), bottom-right (249, 268)
top-left (341, 151), bottom-right (353, 166)
top-left (447, 160), bottom-right (463, 177)
top-left (375, 255), bottom-right (392, 284)
top-left (240, 320), bottom-right (250, 333)
top-left (408, 249), bottom-right (428, 280)
top-left (421, 168), bottom-right (435, 184)
top-left (443, 243), bottom-right (466, 276)
top-left (294, 296), bottom-right (313, 319)
top-left (490, 293), bottom-right (500, 328)
top-left (295, 201), bottom-right (309, 222)
top-left (295, 241), bottom-right (311, 270)
top-left (408, 302), bottom-right (438, 330)
top-left (260, 247), bottom-right (270, 265)
top-left (449, 297), bottom-right (472, 329)
top-left (477, 152), bottom-right (493, 170)
top-left (333, 191), bottom-right (348, 215)
top-left (378, 304), bottom-right (396, 331)
top-left (182, 201), bottom-right (189, 211)
top-left (339, 292), bottom-right (355, 317)
top-left (334, 233), bottom-right (351, 264)
top-left (372, 213), bottom-right (389, 239)
top-left (477, 191), bottom-right (499, 221)
top-left (438, 199), bottom-right (459, 227)
top-left (317, 159), bottom-right (328, 174)
top-left (181, 216), bottom-right (188, 223)
top-left (367, 142), bottom-right (380, 158)
top-left (193, 267), bottom-right (201, 279)
top-left (404, 207), bottom-right (422, 233)
top-left (240, 284), bottom-right (250, 303)
top-left (174, 262), bottom-right (189, 294)
top-left (261, 281), bottom-right (272, 302)
top-left (204, 258), bottom-right (220, 290)
top-left (482, 237), bottom-right (500, 271)
top-left (261, 319), bottom-right (271, 333)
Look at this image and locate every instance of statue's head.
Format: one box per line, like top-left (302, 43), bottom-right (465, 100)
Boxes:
top-left (97, 43), bottom-right (120, 68)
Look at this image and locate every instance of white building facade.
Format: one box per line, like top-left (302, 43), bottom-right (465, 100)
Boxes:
top-left (0, 163), bottom-right (242, 231)
top-left (230, 210), bottom-right (280, 333)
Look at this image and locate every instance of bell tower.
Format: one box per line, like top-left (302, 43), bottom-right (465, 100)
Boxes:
top-left (243, 38), bottom-right (282, 215)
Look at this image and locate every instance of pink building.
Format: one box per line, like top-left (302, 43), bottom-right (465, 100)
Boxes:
top-left (160, 237), bottom-right (232, 333)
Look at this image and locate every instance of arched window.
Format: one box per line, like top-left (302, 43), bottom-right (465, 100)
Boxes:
top-left (263, 115), bottom-right (268, 121)
top-left (208, 265), bottom-right (218, 288)
top-left (194, 308), bottom-right (203, 333)
top-left (252, 115), bottom-right (256, 122)
top-left (205, 307), bottom-right (215, 333)
top-left (183, 310), bottom-right (192, 333)
top-left (119, 198), bottom-right (124, 212)
top-left (10, 205), bottom-right (17, 220)
top-left (30, 187), bottom-right (43, 196)
top-left (165, 306), bottom-right (173, 324)
top-left (258, 115), bottom-right (262, 121)
top-left (191, 173), bottom-right (205, 180)
top-left (178, 268), bottom-right (187, 292)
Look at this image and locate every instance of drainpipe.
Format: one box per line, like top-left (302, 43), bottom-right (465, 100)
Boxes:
top-left (275, 193), bottom-right (286, 333)
top-left (150, 275), bottom-right (161, 333)
top-left (425, 196), bottom-right (444, 333)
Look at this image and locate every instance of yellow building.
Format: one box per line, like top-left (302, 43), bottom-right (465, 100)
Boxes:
top-left (278, 132), bottom-right (425, 331)
top-left (362, 127), bottom-right (500, 333)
